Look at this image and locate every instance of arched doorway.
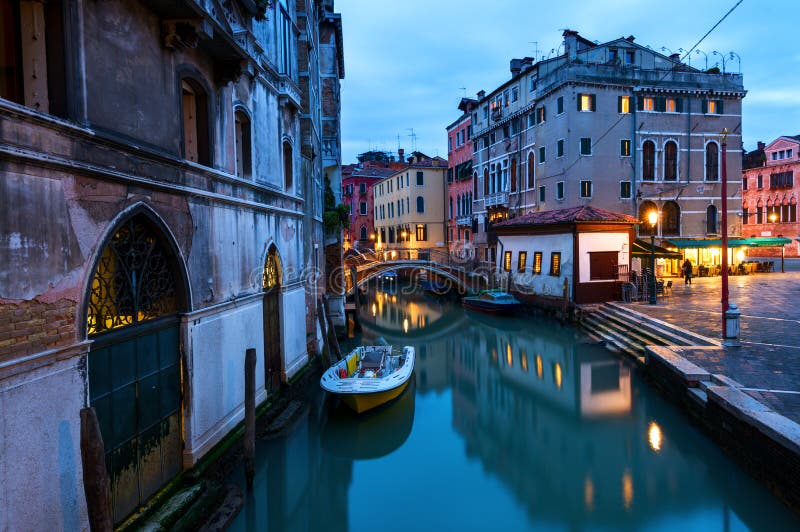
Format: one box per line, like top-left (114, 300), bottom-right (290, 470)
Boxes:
top-left (263, 246), bottom-right (282, 395)
top-left (662, 201), bottom-right (681, 236)
top-left (86, 212), bottom-right (187, 524)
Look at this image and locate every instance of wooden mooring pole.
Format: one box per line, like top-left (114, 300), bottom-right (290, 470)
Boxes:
top-left (349, 266), bottom-right (362, 332)
top-left (316, 298), bottom-right (332, 368)
top-left (80, 407), bottom-right (113, 532)
top-left (244, 348), bottom-right (256, 491)
top-left (561, 277), bottom-right (569, 323)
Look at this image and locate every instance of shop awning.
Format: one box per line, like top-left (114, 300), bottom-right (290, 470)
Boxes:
top-left (666, 237), bottom-right (792, 249)
top-left (631, 239), bottom-right (683, 259)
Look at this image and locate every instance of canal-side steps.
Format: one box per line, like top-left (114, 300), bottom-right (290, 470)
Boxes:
top-left (578, 301), bottom-right (719, 364)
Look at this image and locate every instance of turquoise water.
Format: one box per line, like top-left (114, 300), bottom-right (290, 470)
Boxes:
top-left (226, 282), bottom-right (799, 531)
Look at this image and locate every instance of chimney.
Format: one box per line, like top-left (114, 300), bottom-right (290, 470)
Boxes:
top-left (477, 89), bottom-right (486, 99)
top-left (625, 35), bottom-right (635, 43)
top-left (563, 29), bottom-right (579, 62)
top-left (757, 141), bottom-right (765, 151)
top-left (398, 148), bottom-right (404, 162)
top-left (670, 53), bottom-right (681, 62)
top-left (510, 58), bottom-right (522, 77)
top-left (520, 57), bottom-right (533, 69)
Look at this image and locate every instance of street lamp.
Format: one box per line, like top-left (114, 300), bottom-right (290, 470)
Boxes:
top-left (720, 127), bottom-right (731, 340)
top-left (769, 212), bottom-right (777, 224)
top-left (648, 210), bottom-right (658, 305)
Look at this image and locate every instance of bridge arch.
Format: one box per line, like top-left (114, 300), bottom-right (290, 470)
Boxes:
top-left (347, 261), bottom-right (486, 295)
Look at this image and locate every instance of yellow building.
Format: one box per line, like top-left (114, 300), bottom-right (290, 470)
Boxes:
top-left (373, 152), bottom-right (448, 256)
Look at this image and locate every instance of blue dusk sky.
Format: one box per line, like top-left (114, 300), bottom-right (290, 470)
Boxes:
top-left (335, 0), bottom-right (796, 163)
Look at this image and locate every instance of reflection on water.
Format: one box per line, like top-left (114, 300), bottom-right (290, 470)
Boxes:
top-left (227, 281), bottom-right (798, 531)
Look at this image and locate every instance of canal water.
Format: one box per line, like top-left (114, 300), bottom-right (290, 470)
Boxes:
top-left (226, 281), bottom-right (798, 531)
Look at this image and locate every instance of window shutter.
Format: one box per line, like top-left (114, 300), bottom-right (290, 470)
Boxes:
top-left (701, 100), bottom-right (708, 114)
top-left (577, 95), bottom-right (582, 111)
top-left (675, 98), bottom-right (683, 113)
top-left (542, 106), bottom-right (546, 121)
top-left (590, 94), bottom-right (596, 111)
top-left (618, 96), bottom-right (623, 113)
top-left (637, 97), bottom-right (644, 111)
top-left (717, 99), bottom-right (724, 114)
top-left (656, 97), bottom-right (666, 112)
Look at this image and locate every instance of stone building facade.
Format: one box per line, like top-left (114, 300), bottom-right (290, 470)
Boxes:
top-left (446, 98), bottom-right (477, 259)
top-left (742, 136), bottom-right (800, 257)
top-left (468, 30), bottom-right (745, 264)
top-left (0, 0), bottom-right (343, 528)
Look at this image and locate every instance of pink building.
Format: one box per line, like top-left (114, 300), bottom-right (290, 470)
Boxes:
top-left (742, 136), bottom-right (800, 257)
top-left (446, 98), bottom-right (478, 258)
top-left (342, 153), bottom-right (408, 249)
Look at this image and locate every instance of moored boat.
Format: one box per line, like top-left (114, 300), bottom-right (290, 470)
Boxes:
top-left (461, 290), bottom-right (520, 315)
top-left (320, 345), bottom-right (415, 414)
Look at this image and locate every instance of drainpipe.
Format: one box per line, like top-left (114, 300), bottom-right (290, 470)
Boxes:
top-left (632, 90), bottom-right (638, 219)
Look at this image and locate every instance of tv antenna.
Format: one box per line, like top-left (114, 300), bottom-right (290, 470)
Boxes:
top-left (406, 128), bottom-right (417, 152)
top-left (528, 41), bottom-right (539, 59)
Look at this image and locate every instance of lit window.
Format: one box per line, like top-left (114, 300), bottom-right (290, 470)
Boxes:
top-left (416, 224), bottom-right (427, 241)
top-left (620, 181), bottom-right (632, 199)
top-left (620, 139), bottom-right (631, 157)
top-left (665, 98), bottom-right (676, 112)
top-left (533, 252), bottom-right (543, 274)
top-left (580, 180), bottom-right (592, 198)
top-left (643, 97), bottom-right (654, 111)
top-left (704, 99), bottom-right (723, 114)
top-left (579, 93), bottom-right (595, 112)
top-left (708, 100), bottom-right (717, 114)
top-left (503, 251), bottom-right (512, 272)
top-left (518, 251), bottom-right (527, 273)
top-left (619, 96), bottom-right (631, 114)
top-left (549, 252), bottom-right (561, 276)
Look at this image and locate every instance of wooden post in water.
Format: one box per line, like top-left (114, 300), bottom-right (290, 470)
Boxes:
top-left (244, 348), bottom-right (256, 491)
top-left (80, 407), bottom-right (113, 532)
top-left (323, 294), bottom-right (342, 361)
top-left (349, 266), bottom-right (362, 332)
top-left (316, 298), bottom-right (331, 367)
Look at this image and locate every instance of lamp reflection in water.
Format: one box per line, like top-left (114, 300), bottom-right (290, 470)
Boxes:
top-left (535, 355), bottom-right (543, 379)
top-left (622, 469), bottom-right (634, 511)
top-left (371, 303), bottom-right (377, 317)
top-left (584, 476), bottom-right (595, 512)
top-left (554, 362), bottom-right (563, 389)
top-left (648, 421), bottom-right (663, 452)
top-left (506, 344), bottom-right (513, 366)
top-left (403, 318), bottom-right (409, 333)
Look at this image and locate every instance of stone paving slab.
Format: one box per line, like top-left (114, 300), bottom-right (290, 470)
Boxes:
top-left (620, 272), bottom-right (800, 424)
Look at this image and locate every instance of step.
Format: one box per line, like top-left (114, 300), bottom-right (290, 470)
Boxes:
top-left (688, 387), bottom-right (709, 406)
top-left (602, 303), bottom-right (717, 346)
top-left (586, 310), bottom-right (678, 351)
top-left (580, 316), bottom-right (644, 362)
top-left (600, 304), bottom-right (699, 347)
top-left (582, 314), bottom-right (646, 353)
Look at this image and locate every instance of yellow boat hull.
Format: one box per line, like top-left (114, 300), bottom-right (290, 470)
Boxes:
top-left (339, 380), bottom-right (409, 414)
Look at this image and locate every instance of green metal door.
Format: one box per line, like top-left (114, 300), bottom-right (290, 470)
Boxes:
top-left (89, 317), bottom-right (183, 524)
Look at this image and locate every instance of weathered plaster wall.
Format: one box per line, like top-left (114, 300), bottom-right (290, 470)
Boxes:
top-left (282, 285), bottom-right (309, 379)
top-left (497, 233), bottom-right (574, 297)
top-left (577, 232), bottom-right (629, 283)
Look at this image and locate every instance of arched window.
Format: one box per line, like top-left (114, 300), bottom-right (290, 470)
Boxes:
top-left (468, 192), bottom-right (472, 214)
top-left (359, 225), bottom-right (368, 240)
top-left (705, 142), bottom-right (719, 181)
top-left (642, 140), bottom-right (655, 181)
top-left (510, 158), bottom-right (517, 192)
top-left (234, 109), bottom-right (252, 179)
top-left (283, 140), bottom-right (293, 190)
top-left (662, 201), bottom-right (680, 236)
top-left (664, 141), bottom-right (677, 181)
top-left (181, 78), bottom-right (211, 165)
top-left (638, 200), bottom-right (658, 235)
top-left (527, 151), bottom-right (535, 189)
top-left (473, 172), bottom-right (478, 197)
top-left (449, 197), bottom-right (453, 219)
top-left (706, 204), bottom-right (718, 234)
top-left (456, 195), bottom-right (461, 217)
top-left (416, 196), bottom-right (425, 213)
top-left (483, 168), bottom-right (489, 195)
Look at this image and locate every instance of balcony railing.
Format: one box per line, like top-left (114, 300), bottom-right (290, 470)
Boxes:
top-left (484, 192), bottom-right (508, 208)
top-left (456, 215), bottom-right (472, 227)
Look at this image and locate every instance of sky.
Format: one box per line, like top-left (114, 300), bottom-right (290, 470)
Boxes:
top-left (334, 0), bottom-right (799, 163)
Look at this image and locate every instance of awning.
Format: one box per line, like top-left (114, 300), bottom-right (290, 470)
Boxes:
top-left (631, 239), bottom-right (683, 259)
top-left (666, 237), bottom-right (792, 249)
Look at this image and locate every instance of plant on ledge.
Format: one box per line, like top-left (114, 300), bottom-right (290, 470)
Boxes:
top-left (323, 175), bottom-right (349, 238)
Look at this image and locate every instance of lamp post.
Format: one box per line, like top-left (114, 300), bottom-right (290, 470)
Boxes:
top-left (720, 128), bottom-right (730, 338)
top-left (648, 210), bottom-right (658, 304)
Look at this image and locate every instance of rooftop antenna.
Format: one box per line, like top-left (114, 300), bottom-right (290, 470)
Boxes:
top-left (406, 128), bottom-right (417, 152)
top-left (396, 133), bottom-right (401, 152)
top-left (528, 41), bottom-right (540, 59)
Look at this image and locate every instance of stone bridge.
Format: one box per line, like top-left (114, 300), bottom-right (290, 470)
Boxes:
top-left (343, 248), bottom-right (491, 295)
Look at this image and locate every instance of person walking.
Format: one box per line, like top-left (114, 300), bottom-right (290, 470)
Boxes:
top-left (682, 258), bottom-right (693, 285)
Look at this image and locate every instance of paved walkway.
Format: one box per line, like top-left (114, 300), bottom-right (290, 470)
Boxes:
top-left (625, 271), bottom-right (800, 425)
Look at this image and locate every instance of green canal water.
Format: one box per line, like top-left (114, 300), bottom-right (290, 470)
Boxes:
top-left (226, 282), bottom-right (799, 531)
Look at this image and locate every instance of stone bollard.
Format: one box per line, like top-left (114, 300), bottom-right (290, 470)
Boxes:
top-left (723, 302), bottom-right (741, 347)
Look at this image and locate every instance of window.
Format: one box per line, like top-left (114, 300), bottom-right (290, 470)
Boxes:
top-left (756, 205), bottom-right (763, 224)
top-left (415, 171), bottom-right (424, 186)
top-left (529, 77), bottom-right (537, 92)
top-left (510, 159), bottom-right (517, 192)
top-left (234, 110), bottom-right (252, 178)
top-left (527, 114), bottom-right (535, 128)
top-left (512, 87), bottom-right (519, 102)
top-left (557, 96), bottom-right (564, 114)
top-left (449, 197), bottom-right (453, 219)
top-left (643, 140), bottom-right (655, 181)
top-left (580, 180), bottom-right (592, 198)
top-left (664, 141), bottom-right (678, 181)
top-left (703, 99), bottom-right (723, 115)
top-left (359, 182), bottom-right (367, 194)
top-left (448, 137), bottom-right (452, 152)
top-left (789, 149), bottom-right (794, 158)
top-left (642, 97), bottom-right (654, 111)
top-left (182, 79), bottom-right (211, 165)
top-left (665, 98), bottom-right (676, 112)
top-left (533, 252), bottom-right (543, 274)
top-left (580, 137), bottom-right (592, 156)
top-left (490, 132), bottom-right (496, 144)
top-left (557, 139), bottom-right (565, 158)
top-left (662, 201), bottom-right (680, 236)
top-left (556, 181), bottom-right (565, 200)
top-left (620, 139), bottom-right (631, 157)
top-left (359, 201), bottom-right (367, 215)
top-left (416, 196), bottom-right (425, 213)
top-left (539, 185), bottom-right (546, 203)
top-left (484, 168), bottom-right (489, 195)
top-left (549, 252), bottom-right (561, 276)
top-left (742, 207), bottom-right (749, 224)
top-left (282, 140), bottom-right (293, 190)
top-left (484, 105), bottom-right (489, 119)
top-left (527, 152), bottom-right (535, 189)
top-left (473, 171), bottom-right (478, 197)
top-left (518, 251), bottom-right (527, 273)
top-left (539, 146), bottom-right (546, 163)
top-left (278, 3), bottom-right (293, 76)
top-left (503, 251), bottom-right (512, 272)
top-left (625, 50), bottom-right (634, 64)
top-left (706, 205), bottom-right (718, 234)
top-left (705, 142), bottom-right (719, 181)
top-left (536, 105), bottom-right (546, 124)
top-left (589, 251), bottom-right (618, 280)
top-left (416, 224), bottom-right (428, 241)
top-left (578, 93), bottom-right (596, 112)
top-left (609, 49), bottom-right (618, 63)
top-left (757, 175), bottom-right (763, 189)
top-left (770, 171), bottom-right (794, 189)
top-left (618, 96), bottom-right (630, 114)
top-left (620, 181), bottom-right (632, 199)
top-left (360, 226), bottom-right (368, 240)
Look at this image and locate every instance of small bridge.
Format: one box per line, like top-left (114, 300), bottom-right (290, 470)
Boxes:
top-left (344, 248), bottom-right (492, 295)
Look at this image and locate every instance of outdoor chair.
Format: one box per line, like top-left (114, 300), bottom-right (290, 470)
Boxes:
top-left (664, 280), bottom-right (673, 297)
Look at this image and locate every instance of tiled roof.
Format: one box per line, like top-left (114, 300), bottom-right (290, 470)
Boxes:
top-left (494, 206), bottom-right (638, 228)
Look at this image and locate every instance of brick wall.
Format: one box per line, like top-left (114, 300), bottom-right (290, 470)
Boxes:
top-left (0, 299), bottom-right (77, 362)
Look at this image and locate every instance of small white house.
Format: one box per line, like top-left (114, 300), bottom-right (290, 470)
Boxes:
top-left (494, 206), bottom-right (637, 305)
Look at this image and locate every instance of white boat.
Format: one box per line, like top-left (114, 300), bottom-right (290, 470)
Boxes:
top-left (320, 345), bottom-right (415, 414)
